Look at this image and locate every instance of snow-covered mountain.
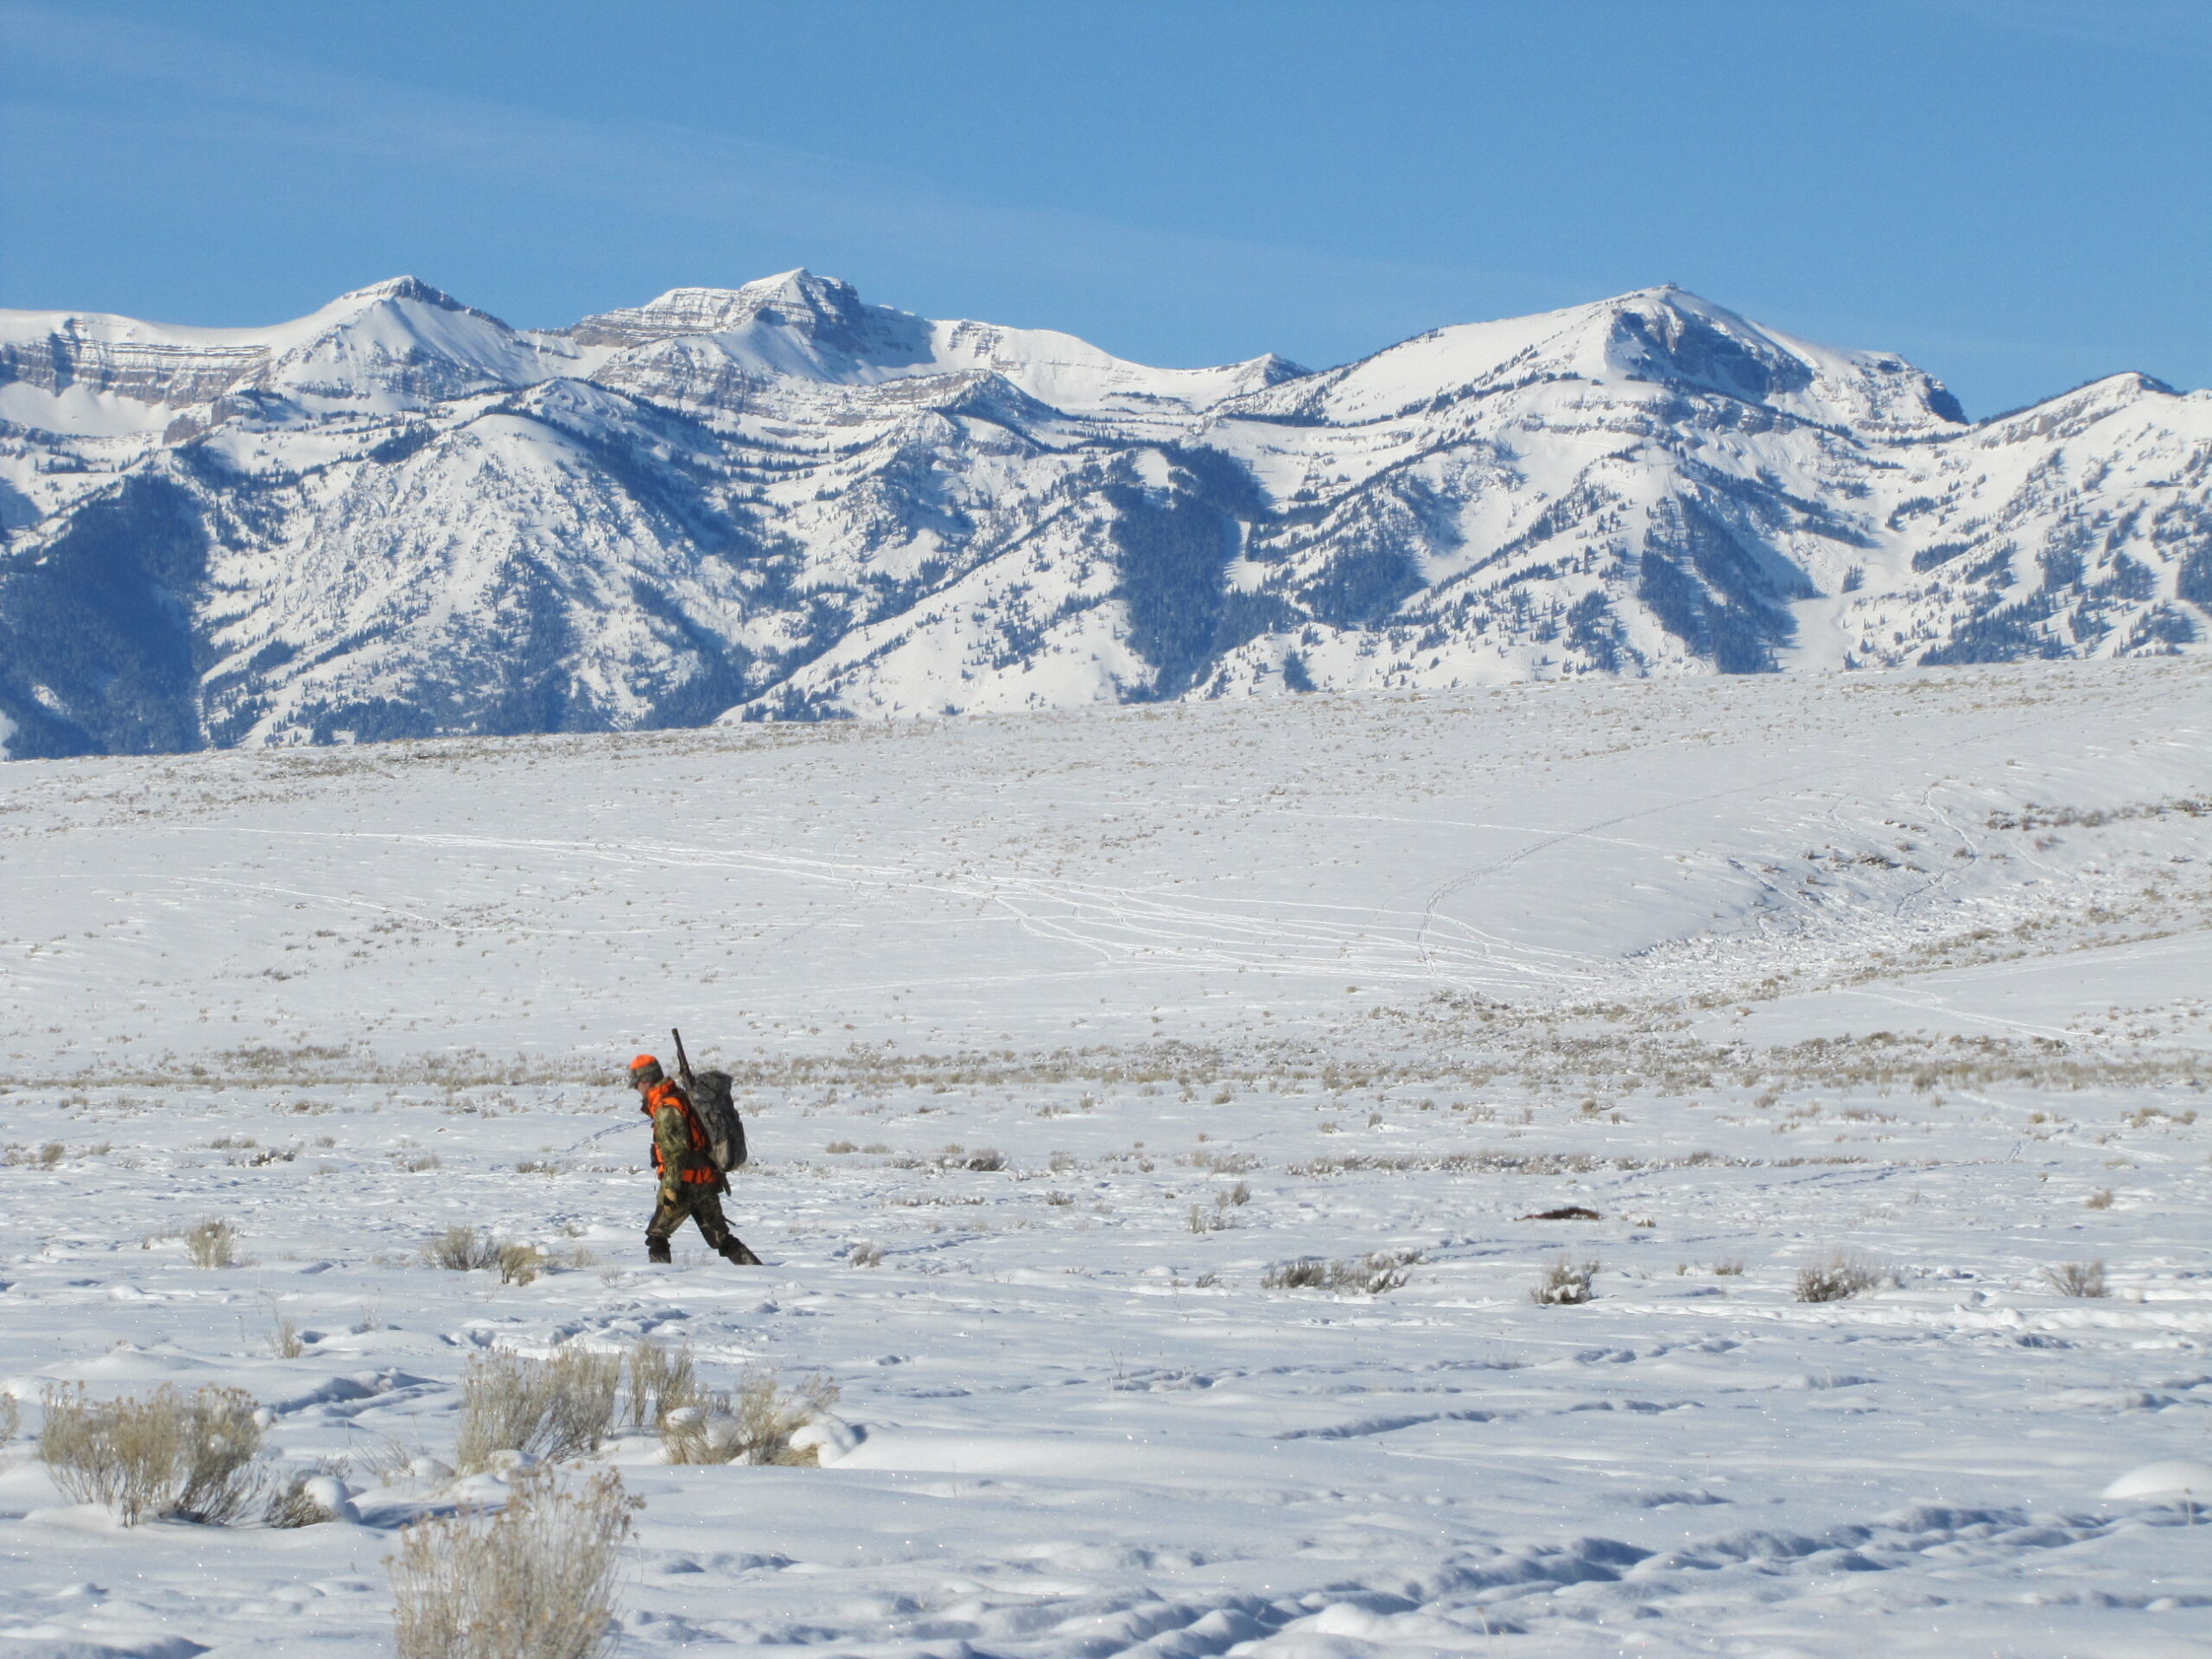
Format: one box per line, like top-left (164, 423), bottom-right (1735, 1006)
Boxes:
top-left (2, 269), bottom-right (2208, 757)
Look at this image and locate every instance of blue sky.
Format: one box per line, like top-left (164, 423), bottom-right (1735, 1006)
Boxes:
top-left (2, 0), bottom-right (2205, 416)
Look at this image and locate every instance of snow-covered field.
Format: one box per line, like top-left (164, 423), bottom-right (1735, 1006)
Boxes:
top-left (2, 658), bottom-right (2209, 1657)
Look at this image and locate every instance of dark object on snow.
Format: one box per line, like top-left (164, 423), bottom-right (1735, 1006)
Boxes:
top-left (1520, 1205), bottom-right (1602, 1221)
top-left (671, 1027), bottom-right (747, 1172)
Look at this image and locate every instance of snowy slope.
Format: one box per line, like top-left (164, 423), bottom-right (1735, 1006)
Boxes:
top-left (1, 660), bottom-right (2209, 1656)
top-left (569, 269), bottom-right (1303, 416)
top-left (3, 271), bottom-right (2210, 758)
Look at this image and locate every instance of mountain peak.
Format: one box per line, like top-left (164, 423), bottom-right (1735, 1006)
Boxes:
top-left (1602, 289), bottom-right (1817, 403)
top-left (330, 276), bottom-right (471, 313)
top-left (568, 270), bottom-right (879, 348)
top-left (4, 270), bottom-right (2207, 759)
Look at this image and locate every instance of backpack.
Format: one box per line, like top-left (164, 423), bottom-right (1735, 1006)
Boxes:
top-left (683, 1068), bottom-right (747, 1172)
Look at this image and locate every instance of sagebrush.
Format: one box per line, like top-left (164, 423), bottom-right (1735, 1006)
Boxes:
top-left (662, 1369), bottom-right (839, 1466)
top-left (268, 1312), bottom-right (305, 1358)
top-left (266, 1461), bottom-right (351, 1528)
top-left (1531, 1256), bottom-right (1598, 1306)
top-left (389, 1466), bottom-right (638, 1659)
top-left (1796, 1251), bottom-right (1886, 1303)
top-left (454, 1349), bottom-right (623, 1473)
top-left (499, 1243), bottom-right (545, 1286)
top-left (186, 1218), bottom-right (238, 1268)
top-left (2044, 1260), bottom-right (2107, 1298)
top-left (39, 1382), bottom-right (264, 1524)
top-left (424, 1225), bottom-right (502, 1272)
top-left (1261, 1250), bottom-right (1418, 1294)
top-left (626, 1340), bottom-right (703, 1429)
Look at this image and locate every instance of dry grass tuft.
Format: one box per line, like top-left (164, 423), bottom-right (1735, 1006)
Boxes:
top-left (2085, 1187), bottom-right (2115, 1210)
top-left (389, 1465), bottom-right (638, 1659)
top-left (2044, 1260), bottom-right (2108, 1298)
top-left (0, 1395), bottom-right (17, 1442)
top-left (625, 1341), bottom-right (703, 1430)
top-left (454, 1349), bottom-right (624, 1474)
top-left (186, 1218), bottom-right (238, 1268)
top-left (265, 1460), bottom-right (350, 1527)
top-left (661, 1370), bottom-right (839, 1466)
top-left (39, 1382), bottom-right (264, 1524)
top-left (1796, 1251), bottom-right (1885, 1303)
top-left (357, 1435), bottom-right (423, 1485)
top-left (268, 1313), bottom-right (305, 1359)
top-left (499, 1243), bottom-right (545, 1286)
top-left (1531, 1256), bottom-right (1599, 1306)
top-left (1262, 1250), bottom-right (1419, 1294)
top-left (423, 1225), bottom-right (501, 1272)
top-left (848, 1241), bottom-right (884, 1267)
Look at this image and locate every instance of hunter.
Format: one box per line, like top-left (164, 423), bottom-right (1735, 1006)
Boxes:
top-left (629, 1053), bottom-right (761, 1266)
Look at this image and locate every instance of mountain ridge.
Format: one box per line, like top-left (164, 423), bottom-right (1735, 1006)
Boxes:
top-left (2, 272), bottom-right (2207, 758)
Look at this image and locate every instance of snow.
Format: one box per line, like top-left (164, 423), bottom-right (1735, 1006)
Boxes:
top-left (9, 270), bottom-right (2212, 752)
top-left (2104, 1461), bottom-right (2212, 1503)
top-left (569, 269), bottom-right (1296, 416)
top-left (1, 658), bottom-right (2209, 1655)
top-left (0, 381), bottom-right (176, 439)
top-left (1243, 286), bottom-right (1960, 437)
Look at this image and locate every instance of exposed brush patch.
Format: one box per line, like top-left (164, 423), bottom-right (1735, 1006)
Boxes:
top-left (2044, 1260), bottom-right (2108, 1298)
top-left (1288, 1150), bottom-right (1757, 1177)
top-left (38, 1382), bottom-right (265, 1524)
top-left (423, 1225), bottom-right (502, 1272)
top-left (661, 1370), bottom-right (840, 1466)
top-left (185, 1218), bottom-right (238, 1268)
top-left (265, 1461), bottom-right (352, 1528)
top-left (625, 1341), bottom-right (703, 1430)
top-left (1530, 1256), bottom-right (1599, 1306)
top-left (453, 1349), bottom-right (624, 1473)
top-left (1261, 1250), bottom-right (1420, 1294)
top-left (388, 1465), bottom-right (638, 1659)
top-left (1796, 1251), bottom-right (1887, 1303)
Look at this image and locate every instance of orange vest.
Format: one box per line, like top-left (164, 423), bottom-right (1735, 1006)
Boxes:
top-left (644, 1080), bottom-right (717, 1183)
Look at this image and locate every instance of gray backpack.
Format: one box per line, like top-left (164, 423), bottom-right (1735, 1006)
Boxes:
top-left (683, 1069), bottom-right (747, 1173)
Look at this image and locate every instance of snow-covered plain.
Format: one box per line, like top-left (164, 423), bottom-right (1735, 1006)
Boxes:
top-left (2, 658), bottom-right (2209, 1657)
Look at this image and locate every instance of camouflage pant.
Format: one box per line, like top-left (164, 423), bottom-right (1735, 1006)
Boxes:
top-left (645, 1183), bottom-right (736, 1250)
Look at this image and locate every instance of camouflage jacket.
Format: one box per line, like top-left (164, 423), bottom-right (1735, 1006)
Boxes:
top-left (643, 1080), bottom-right (718, 1191)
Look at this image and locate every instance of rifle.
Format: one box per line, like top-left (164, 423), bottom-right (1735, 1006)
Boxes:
top-left (671, 1027), bottom-right (696, 1095)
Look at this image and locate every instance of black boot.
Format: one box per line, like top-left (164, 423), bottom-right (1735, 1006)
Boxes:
top-left (646, 1235), bottom-right (672, 1264)
top-left (719, 1236), bottom-right (762, 1267)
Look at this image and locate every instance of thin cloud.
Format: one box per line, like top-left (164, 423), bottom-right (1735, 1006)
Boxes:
top-left (1925, 0), bottom-right (2212, 56)
top-left (0, 0), bottom-right (1560, 356)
